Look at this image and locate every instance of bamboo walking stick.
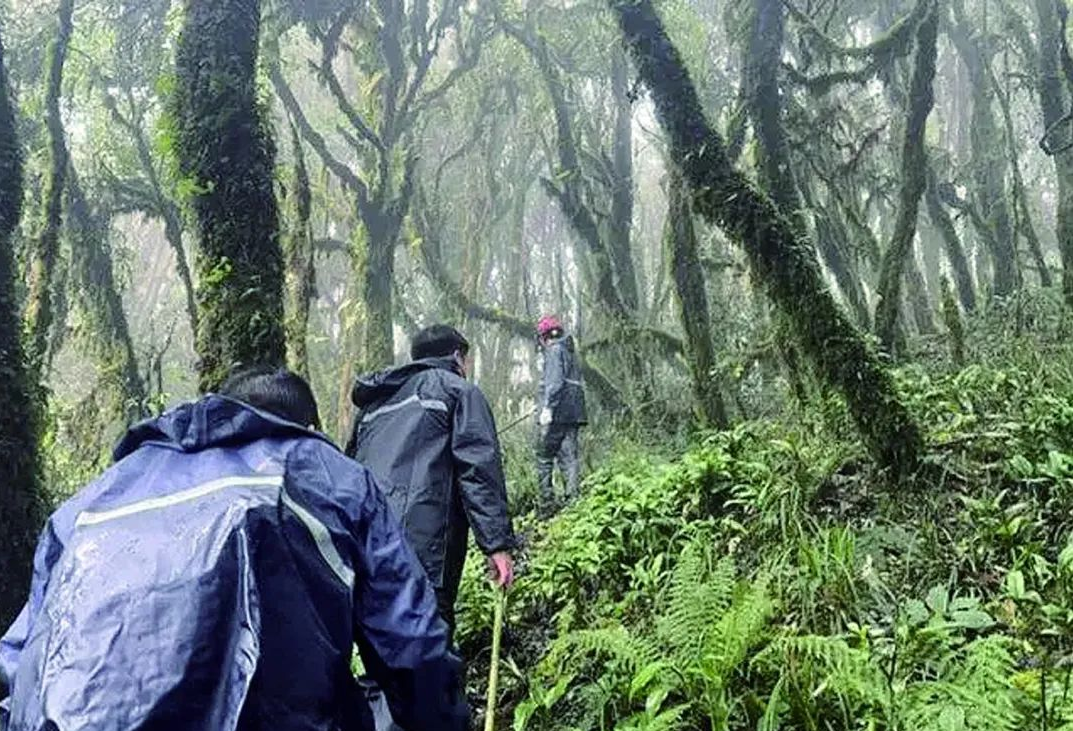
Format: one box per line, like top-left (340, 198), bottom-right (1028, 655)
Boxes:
top-left (483, 589), bottom-right (507, 731)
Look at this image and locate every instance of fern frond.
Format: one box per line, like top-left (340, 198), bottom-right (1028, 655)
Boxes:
top-left (545, 626), bottom-right (661, 679)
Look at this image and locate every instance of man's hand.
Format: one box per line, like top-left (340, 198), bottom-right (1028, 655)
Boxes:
top-left (487, 551), bottom-right (514, 588)
top-left (538, 408), bottom-right (552, 426)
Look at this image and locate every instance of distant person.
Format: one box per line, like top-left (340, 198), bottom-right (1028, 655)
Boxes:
top-left (0, 367), bottom-right (467, 731)
top-left (345, 324), bottom-right (515, 640)
top-left (535, 316), bottom-right (588, 517)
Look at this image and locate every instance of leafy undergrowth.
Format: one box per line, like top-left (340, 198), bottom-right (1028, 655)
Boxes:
top-left (457, 348), bottom-right (1073, 731)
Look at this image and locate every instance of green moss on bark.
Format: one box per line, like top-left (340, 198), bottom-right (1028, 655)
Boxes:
top-left (610, 0), bottom-right (923, 477)
top-left (23, 0), bottom-right (74, 373)
top-left (171, 0), bottom-right (285, 391)
top-left (0, 28), bottom-right (44, 628)
top-left (874, 1), bottom-right (938, 352)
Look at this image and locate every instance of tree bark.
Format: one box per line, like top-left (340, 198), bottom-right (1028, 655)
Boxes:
top-left (172, 0), bottom-right (285, 391)
top-left (283, 123), bottom-right (315, 379)
top-left (1033, 0), bottom-right (1073, 303)
top-left (67, 169), bottom-right (147, 425)
top-left (0, 27), bottom-right (44, 630)
top-left (925, 166), bottom-right (976, 312)
top-left (874, 1), bottom-right (937, 352)
top-left (948, 6), bottom-right (1020, 297)
top-left (665, 169), bottom-right (728, 428)
top-left (23, 0), bottom-right (74, 375)
top-left (609, 0), bottom-right (923, 476)
top-left (609, 47), bottom-right (639, 311)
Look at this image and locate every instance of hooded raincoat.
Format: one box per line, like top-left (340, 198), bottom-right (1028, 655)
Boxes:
top-left (345, 357), bottom-right (514, 630)
top-left (0, 396), bottom-right (467, 731)
top-left (538, 335), bottom-right (588, 425)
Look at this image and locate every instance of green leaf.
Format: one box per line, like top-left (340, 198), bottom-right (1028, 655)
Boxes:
top-left (1005, 569), bottom-right (1026, 600)
top-left (950, 609), bottom-right (995, 629)
top-left (926, 585), bottom-right (949, 615)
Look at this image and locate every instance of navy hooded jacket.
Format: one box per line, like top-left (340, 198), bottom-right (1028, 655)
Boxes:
top-left (0, 395), bottom-right (467, 731)
top-left (344, 357), bottom-right (514, 628)
top-left (538, 336), bottom-right (588, 425)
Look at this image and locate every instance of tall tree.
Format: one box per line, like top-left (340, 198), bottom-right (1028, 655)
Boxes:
top-left (1033, 0), bottom-right (1073, 304)
top-left (665, 168), bottom-right (727, 428)
top-left (172, 0), bottom-right (285, 390)
top-left (948, 1), bottom-right (1020, 297)
top-left (0, 26), bottom-right (44, 628)
top-left (610, 0), bottom-right (923, 476)
top-left (874, 1), bottom-right (938, 352)
top-left (283, 122), bottom-right (315, 379)
top-left (23, 0), bottom-right (75, 374)
top-left (272, 0), bottom-right (486, 368)
top-left (66, 169), bottom-right (148, 423)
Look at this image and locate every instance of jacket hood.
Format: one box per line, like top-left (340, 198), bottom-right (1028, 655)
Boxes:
top-left (351, 357), bottom-right (462, 408)
top-left (113, 395), bottom-right (326, 461)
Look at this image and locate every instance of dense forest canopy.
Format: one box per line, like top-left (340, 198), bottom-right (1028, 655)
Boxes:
top-left (4, 0), bottom-right (1073, 727)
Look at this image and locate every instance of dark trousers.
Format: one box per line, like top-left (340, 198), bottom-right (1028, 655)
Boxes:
top-left (537, 424), bottom-right (581, 510)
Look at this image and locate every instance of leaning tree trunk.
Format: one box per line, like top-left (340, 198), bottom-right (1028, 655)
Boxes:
top-left (172, 0), bottom-right (285, 391)
top-left (1034, 0), bottom-right (1073, 304)
top-left (610, 0), bottom-right (923, 476)
top-left (874, 2), bottom-right (938, 352)
top-left (23, 0), bottom-right (74, 374)
top-left (665, 168), bottom-right (728, 428)
top-left (0, 28), bottom-right (44, 629)
top-left (67, 169), bottom-right (147, 425)
top-left (283, 122), bottom-right (315, 379)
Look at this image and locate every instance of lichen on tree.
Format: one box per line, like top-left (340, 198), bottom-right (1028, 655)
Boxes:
top-left (170, 0), bottom-right (286, 391)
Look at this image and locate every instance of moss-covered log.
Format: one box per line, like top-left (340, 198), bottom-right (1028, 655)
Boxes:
top-left (665, 169), bottom-right (728, 428)
top-left (874, 1), bottom-right (937, 352)
top-left (1034, 0), bottom-right (1073, 304)
top-left (171, 0), bottom-right (285, 391)
top-left (23, 0), bottom-right (74, 373)
top-left (0, 27), bottom-right (44, 629)
top-left (609, 0), bottom-right (923, 476)
top-left (66, 169), bottom-right (147, 424)
top-left (282, 122), bottom-right (315, 379)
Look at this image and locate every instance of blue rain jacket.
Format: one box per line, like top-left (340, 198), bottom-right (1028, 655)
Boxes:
top-left (0, 395), bottom-right (467, 731)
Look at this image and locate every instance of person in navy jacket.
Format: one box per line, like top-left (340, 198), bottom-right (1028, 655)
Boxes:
top-left (0, 367), bottom-right (467, 731)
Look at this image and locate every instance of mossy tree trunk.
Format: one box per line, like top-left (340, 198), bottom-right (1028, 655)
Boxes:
top-left (874, 1), bottom-right (938, 352)
top-left (67, 170), bottom-right (147, 424)
top-left (608, 47), bottom-right (640, 312)
top-left (665, 168), bottom-right (728, 428)
top-left (1033, 0), bottom-right (1073, 304)
top-left (172, 0), bottom-right (285, 391)
top-left (0, 28), bottom-right (44, 629)
top-left (282, 123), bottom-right (315, 379)
top-left (949, 5), bottom-right (1020, 297)
top-left (23, 0), bottom-right (74, 375)
top-left (610, 0), bottom-right (923, 476)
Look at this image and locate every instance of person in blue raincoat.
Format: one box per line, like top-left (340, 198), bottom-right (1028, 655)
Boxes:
top-left (0, 367), bottom-right (468, 731)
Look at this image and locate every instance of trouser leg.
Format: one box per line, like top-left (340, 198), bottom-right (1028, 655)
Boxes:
top-left (560, 427), bottom-right (581, 500)
top-left (537, 425), bottom-right (565, 514)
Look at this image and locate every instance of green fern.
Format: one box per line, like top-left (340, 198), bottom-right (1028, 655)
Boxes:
top-left (517, 537), bottom-right (772, 731)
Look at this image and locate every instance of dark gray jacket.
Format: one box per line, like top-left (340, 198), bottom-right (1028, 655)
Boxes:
top-left (539, 336), bottom-right (588, 425)
top-left (344, 358), bottom-right (514, 611)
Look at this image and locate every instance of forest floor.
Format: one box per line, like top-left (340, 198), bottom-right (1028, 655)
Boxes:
top-left (456, 327), bottom-right (1073, 730)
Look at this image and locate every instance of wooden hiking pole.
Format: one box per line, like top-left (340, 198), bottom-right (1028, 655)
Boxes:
top-left (484, 589), bottom-right (507, 731)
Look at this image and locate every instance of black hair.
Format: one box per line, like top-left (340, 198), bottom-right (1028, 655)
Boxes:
top-left (411, 324), bottom-right (470, 360)
top-left (218, 366), bottom-right (321, 430)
